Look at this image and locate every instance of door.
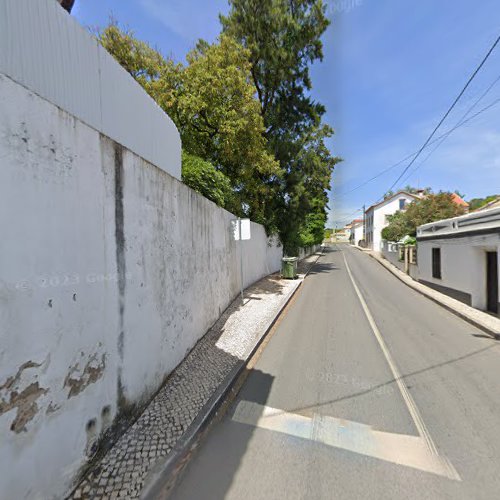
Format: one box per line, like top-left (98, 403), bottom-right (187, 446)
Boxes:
top-left (486, 251), bottom-right (498, 314)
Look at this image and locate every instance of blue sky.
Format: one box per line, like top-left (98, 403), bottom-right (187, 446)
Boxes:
top-left (73, 0), bottom-right (500, 228)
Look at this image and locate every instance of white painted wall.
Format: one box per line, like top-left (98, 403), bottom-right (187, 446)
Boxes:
top-left (418, 235), bottom-right (500, 311)
top-left (0, 0), bottom-right (181, 180)
top-left (351, 222), bottom-right (364, 246)
top-left (366, 194), bottom-right (417, 251)
top-left (0, 73), bottom-right (282, 500)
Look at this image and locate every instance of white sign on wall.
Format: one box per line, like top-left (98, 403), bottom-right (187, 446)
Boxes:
top-left (231, 218), bottom-right (251, 241)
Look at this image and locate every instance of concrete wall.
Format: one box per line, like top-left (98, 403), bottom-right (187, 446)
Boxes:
top-left (297, 244), bottom-right (322, 260)
top-left (0, 0), bottom-right (181, 180)
top-left (0, 71), bottom-right (282, 500)
top-left (418, 234), bottom-right (500, 311)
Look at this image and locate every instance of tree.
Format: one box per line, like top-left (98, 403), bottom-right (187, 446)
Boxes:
top-left (97, 23), bottom-right (281, 228)
top-left (468, 194), bottom-right (499, 211)
top-left (181, 152), bottom-right (233, 209)
top-left (403, 185), bottom-right (432, 195)
top-left (221, 0), bottom-right (339, 253)
top-left (381, 192), bottom-right (467, 242)
top-left (381, 211), bottom-right (411, 242)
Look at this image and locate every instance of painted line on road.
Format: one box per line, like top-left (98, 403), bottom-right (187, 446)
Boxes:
top-left (232, 401), bottom-right (461, 481)
top-left (342, 250), bottom-right (460, 479)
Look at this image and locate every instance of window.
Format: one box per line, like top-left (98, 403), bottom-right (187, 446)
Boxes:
top-left (399, 199), bottom-right (406, 210)
top-left (432, 248), bottom-right (441, 279)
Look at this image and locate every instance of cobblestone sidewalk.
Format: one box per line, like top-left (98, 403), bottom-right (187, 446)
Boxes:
top-left (69, 251), bottom-right (322, 499)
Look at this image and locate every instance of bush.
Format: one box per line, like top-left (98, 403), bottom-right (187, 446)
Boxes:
top-left (181, 151), bottom-right (233, 209)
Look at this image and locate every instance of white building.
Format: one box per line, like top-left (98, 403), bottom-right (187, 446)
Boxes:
top-left (350, 219), bottom-right (364, 246)
top-left (417, 207), bottom-right (500, 316)
top-left (365, 191), bottom-right (419, 251)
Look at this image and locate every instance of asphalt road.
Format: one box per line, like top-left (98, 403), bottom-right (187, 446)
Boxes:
top-left (170, 244), bottom-right (500, 500)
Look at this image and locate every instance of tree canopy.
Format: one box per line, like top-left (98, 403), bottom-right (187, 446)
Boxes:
top-left (98, 4), bottom-right (338, 253)
top-left (381, 192), bottom-right (467, 242)
top-left (468, 194), bottom-right (499, 211)
top-left (221, 0), bottom-right (339, 252)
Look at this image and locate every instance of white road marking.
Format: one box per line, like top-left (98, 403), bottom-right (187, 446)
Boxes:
top-left (342, 250), bottom-right (460, 480)
top-left (233, 401), bottom-right (460, 481)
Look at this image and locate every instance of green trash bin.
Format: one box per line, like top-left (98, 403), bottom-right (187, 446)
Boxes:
top-left (281, 257), bottom-right (298, 279)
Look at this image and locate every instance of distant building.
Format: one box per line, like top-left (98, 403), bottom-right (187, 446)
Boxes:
top-left (350, 219), bottom-right (364, 246)
top-left (417, 207), bottom-right (500, 316)
top-left (450, 193), bottom-right (469, 212)
top-left (365, 191), bottom-right (420, 251)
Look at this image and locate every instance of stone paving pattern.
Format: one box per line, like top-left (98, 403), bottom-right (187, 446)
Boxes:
top-left (69, 253), bottom-right (320, 499)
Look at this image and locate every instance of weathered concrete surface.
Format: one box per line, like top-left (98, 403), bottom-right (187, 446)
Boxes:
top-left (68, 251), bottom-right (322, 499)
top-left (0, 71), bottom-right (281, 499)
top-left (0, 0), bottom-right (181, 179)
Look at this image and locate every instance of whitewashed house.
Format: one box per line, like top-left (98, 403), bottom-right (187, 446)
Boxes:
top-left (417, 207), bottom-right (500, 316)
top-left (350, 219), bottom-right (364, 246)
top-left (365, 191), bottom-right (420, 251)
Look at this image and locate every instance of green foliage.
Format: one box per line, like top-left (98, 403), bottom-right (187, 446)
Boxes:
top-left (181, 152), bottom-right (233, 208)
top-left (96, 20), bottom-right (167, 87)
top-left (97, 24), bottom-right (281, 228)
top-left (324, 228), bottom-right (333, 239)
top-left (221, 0), bottom-right (338, 253)
top-left (403, 185), bottom-right (432, 195)
top-left (297, 211), bottom-right (327, 248)
top-left (382, 192), bottom-right (467, 242)
top-left (381, 211), bottom-right (410, 242)
top-left (468, 194), bottom-right (499, 211)
top-left (98, 6), bottom-right (337, 250)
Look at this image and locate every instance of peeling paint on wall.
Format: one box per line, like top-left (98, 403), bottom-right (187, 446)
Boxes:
top-left (0, 361), bottom-right (48, 433)
top-left (63, 354), bottom-right (106, 399)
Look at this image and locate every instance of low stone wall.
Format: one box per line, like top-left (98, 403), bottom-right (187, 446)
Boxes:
top-left (381, 241), bottom-right (419, 280)
top-left (297, 244), bottom-right (322, 260)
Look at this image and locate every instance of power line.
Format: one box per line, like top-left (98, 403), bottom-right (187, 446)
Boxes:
top-left (399, 74), bottom-right (500, 185)
top-left (386, 33), bottom-right (500, 193)
top-left (335, 92), bottom-right (500, 199)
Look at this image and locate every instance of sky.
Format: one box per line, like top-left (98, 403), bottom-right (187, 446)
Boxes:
top-left (73, 0), bottom-right (500, 229)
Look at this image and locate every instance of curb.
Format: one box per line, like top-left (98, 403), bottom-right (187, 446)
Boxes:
top-left (363, 250), bottom-right (500, 340)
top-left (141, 249), bottom-right (324, 499)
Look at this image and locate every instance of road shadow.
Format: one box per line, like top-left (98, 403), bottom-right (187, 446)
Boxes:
top-left (244, 274), bottom-right (286, 300)
top-left (306, 262), bottom-right (340, 275)
top-left (471, 333), bottom-right (500, 340)
top-left (284, 343), bottom-right (498, 415)
top-left (160, 367), bottom-right (275, 500)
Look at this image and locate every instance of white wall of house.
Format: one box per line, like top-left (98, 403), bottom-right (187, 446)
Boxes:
top-left (351, 222), bottom-right (364, 246)
top-left (366, 193), bottom-right (417, 251)
top-left (0, 4), bottom-right (284, 497)
top-left (418, 235), bottom-right (500, 310)
top-left (417, 209), bottom-right (500, 313)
